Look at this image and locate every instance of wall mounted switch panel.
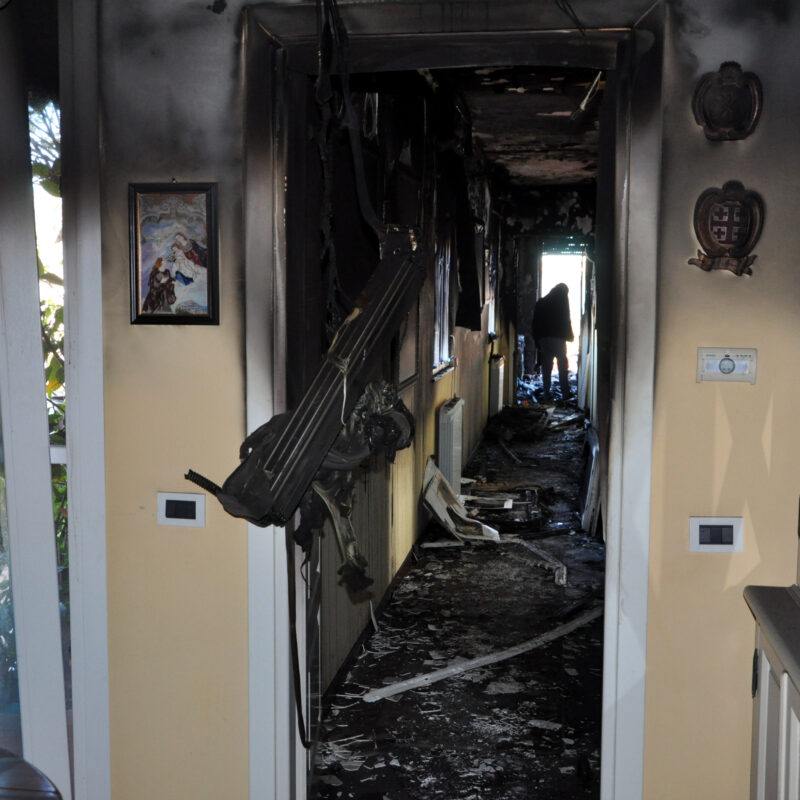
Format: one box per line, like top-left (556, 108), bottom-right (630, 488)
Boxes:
top-left (157, 492), bottom-right (205, 527)
top-left (697, 347), bottom-right (757, 383)
top-left (689, 516), bottom-right (743, 552)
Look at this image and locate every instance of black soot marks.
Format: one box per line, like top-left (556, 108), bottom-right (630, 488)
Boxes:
top-left (724, 0), bottom-right (792, 25)
top-left (671, 0), bottom-right (711, 39)
top-left (207, 0), bottom-right (227, 14)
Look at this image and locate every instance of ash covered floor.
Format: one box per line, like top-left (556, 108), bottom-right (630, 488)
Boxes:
top-left (310, 401), bottom-right (604, 800)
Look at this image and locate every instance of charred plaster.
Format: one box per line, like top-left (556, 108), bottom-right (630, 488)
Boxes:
top-left (516, 187), bottom-right (595, 235)
top-left (438, 66), bottom-right (605, 187)
top-left (670, 0), bottom-right (712, 40)
top-left (672, 0), bottom-right (798, 72)
top-left (100, 2), bottom-right (246, 176)
top-left (722, 0), bottom-right (793, 25)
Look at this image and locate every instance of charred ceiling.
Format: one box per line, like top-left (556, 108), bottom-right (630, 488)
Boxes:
top-left (433, 65), bottom-right (605, 189)
top-left (351, 61), bottom-right (605, 193)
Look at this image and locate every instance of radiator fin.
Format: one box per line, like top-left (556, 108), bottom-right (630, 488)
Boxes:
top-left (438, 397), bottom-right (464, 493)
top-left (489, 355), bottom-right (505, 417)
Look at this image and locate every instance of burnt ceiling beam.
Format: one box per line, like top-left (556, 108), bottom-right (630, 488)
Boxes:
top-left (255, 28), bottom-right (626, 75)
top-left (251, 0), bottom-right (654, 40)
top-left (250, 1), bottom-right (647, 75)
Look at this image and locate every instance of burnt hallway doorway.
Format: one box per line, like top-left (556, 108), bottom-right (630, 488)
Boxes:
top-left (303, 55), bottom-right (612, 797)
top-left (243, 5), bottom-right (663, 798)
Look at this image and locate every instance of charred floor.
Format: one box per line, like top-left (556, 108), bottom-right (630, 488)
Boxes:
top-left (310, 393), bottom-right (604, 799)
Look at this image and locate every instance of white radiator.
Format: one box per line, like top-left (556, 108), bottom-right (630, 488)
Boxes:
top-left (489, 355), bottom-right (505, 416)
top-left (438, 397), bottom-right (464, 493)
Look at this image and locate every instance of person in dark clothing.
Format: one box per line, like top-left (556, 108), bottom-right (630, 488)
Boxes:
top-left (531, 282), bottom-right (574, 401)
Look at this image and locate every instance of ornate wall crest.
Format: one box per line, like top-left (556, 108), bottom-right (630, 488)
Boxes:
top-left (692, 61), bottom-right (762, 141)
top-left (688, 180), bottom-right (764, 276)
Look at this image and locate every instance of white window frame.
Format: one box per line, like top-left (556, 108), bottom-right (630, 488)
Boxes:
top-left (58, 0), bottom-right (112, 796)
top-left (0, 14), bottom-right (73, 796)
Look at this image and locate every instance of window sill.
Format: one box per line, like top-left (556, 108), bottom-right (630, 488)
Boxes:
top-left (432, 359), bottom-right (456, 381)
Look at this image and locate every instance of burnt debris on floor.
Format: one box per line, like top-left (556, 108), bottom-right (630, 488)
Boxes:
top-left (310, 398), bottom-right (604, 800)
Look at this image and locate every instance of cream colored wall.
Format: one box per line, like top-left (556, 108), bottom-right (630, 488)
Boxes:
top-left (391, 389), bottom-right (419, 574)
top-left (99, 2), bottom-right (250, 797)
top-left (104, 333), bottom-right (248, 798)
top-left (644, 4), bottom-right (800, 797)
top-left (454, 324), bottom-right (491, 462)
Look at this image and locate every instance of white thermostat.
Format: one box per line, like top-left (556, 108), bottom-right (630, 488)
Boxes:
top-left (696, 347), bottom-right (757, 384)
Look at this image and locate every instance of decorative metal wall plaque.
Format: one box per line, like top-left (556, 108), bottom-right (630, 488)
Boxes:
top-left (692, 61), bottom-right (762, 141)
top-left (689, 180), bottom-right (764, 276)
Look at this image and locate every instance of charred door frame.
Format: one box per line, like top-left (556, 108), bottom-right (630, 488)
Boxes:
top-left (243, 5), bottom-right (662, 799)
top-left (242, 17), bottom-right (300, 799)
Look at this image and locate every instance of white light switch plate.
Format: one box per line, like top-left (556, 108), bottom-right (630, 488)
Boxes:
top-left (689, 516), bottom-right (743, 552)
top-left (157, 492), bottom-right (205, 527)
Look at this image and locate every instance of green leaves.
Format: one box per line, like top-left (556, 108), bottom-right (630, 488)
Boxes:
top-left (28, 99), bottom-right (69, 631)
top-left (40, 300), bottom-right (65, 449)
top-left (37, 253), bottom-right (63, 286)
top-left (30, 101), bottom-right (66, 445)
top-left (28, 101), bottom-right (61, 198)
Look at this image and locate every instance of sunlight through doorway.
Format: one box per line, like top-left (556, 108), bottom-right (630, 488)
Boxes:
top-left (540, 251), bottom-right (585, 366)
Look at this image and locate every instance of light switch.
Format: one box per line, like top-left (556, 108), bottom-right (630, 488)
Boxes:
top-left (157, 492), bottom-right (205, 527)
top-left (698, 523), bottom-right (734, 546)
top-left (690, 516), bottom-right (742, 552)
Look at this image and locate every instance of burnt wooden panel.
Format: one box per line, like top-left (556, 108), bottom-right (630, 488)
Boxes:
top-left (320, 457), bottom-right (391, 690)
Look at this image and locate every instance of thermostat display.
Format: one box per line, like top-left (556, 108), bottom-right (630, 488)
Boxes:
top-left (696, 347), bottom-right (757, 384)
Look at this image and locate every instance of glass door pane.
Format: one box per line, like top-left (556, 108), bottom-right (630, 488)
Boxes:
top-left (30, 99), bottom-right (72, 766)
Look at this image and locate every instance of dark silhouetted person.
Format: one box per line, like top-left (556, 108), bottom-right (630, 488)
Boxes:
top-left (532, 282), bottom-right (574, 401)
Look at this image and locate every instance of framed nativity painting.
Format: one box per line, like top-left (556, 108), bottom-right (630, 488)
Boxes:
top-left (129, 183), bottom-right (219, 324)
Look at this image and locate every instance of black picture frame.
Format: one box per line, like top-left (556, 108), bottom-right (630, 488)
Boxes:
top-left (129, 183), bottom-right (219, 324)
